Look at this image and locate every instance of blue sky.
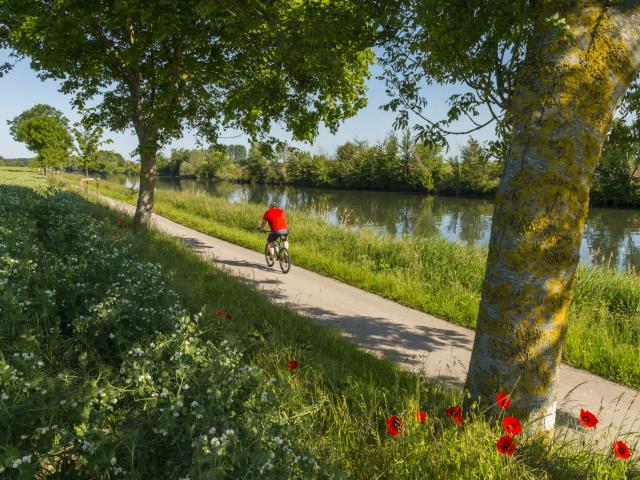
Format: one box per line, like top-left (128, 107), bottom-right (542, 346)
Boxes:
top-left (0, 49), bottom-right (496, 160)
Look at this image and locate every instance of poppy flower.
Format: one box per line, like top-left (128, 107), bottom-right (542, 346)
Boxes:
top-left (226, 313), bottom-right (232, 321)
top-left (446, 406), bottom-right (464, 425)
top-left (415, 409), bottom-right (427, 423)
top-left (446, 406), bottom-right (462, 418)
top-left (496, 392), bottom-right (511, 409)
top-left (215, 309), bottom-right (223, 317)
top-left (386, 415), bottom-right (404, 437)
top-left (502, 416), bottom-right (522, 435)
top-left (496, 434), bottom-right (516, 456)
top-left (287, 359), bottom-right (299, 371)
top-left (613, 440), bottom-right (631, 459)
top-left (578, 409), bottom-right (598, 428)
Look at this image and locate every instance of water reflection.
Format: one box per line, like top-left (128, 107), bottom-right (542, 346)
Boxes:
top-left (114, 175), bottom-right (640, 272)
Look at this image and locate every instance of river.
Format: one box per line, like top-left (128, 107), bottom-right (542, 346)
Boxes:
top-left (112, 175), bottom-right (640, 273)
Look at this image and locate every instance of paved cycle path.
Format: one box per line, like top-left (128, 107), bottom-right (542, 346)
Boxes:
top-left (102, 196), bottom-right (640, 444)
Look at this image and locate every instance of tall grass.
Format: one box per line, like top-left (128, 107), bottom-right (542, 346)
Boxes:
top-left (58, 174), bottom-right (640, 390)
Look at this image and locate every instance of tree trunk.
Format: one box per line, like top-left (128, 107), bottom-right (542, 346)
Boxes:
top-left (133, 145), bottom-right (157, 226)
top-left (464, 2), bottom-right (640, 434)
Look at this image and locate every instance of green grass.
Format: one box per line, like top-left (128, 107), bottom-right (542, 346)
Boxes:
top-left (55, 172), bottom-right (640, 391)
top-left (2, 168), bottom-right (630, 478)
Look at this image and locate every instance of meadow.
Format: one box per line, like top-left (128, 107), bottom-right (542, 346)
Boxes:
top-left (1, 166), bottom-right (637, 478)
top-left (59, 173), bottom-right (640, 391)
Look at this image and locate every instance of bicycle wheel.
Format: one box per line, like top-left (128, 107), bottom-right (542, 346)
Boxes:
top-left (265, 243), bottom-right (275, 267)
top-left (279, 248), bottom-right (291, 273)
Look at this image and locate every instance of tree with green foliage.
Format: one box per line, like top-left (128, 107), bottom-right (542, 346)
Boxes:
top-left (7, 104), bottom-right (68, 141)
top-left (0, 1), bottom-right (387, 225)
top-left (593, 120), bottom-right (640, 206)
top-left (13, 113), bottom-right (72, 174)
top-left (72, 117), bottom-right (112, 177)
top-left (383, 1), bottom-right (640, 433)
top-left (225, 144), bottom-right (248, 164)
top-left (94, 150), bottom-right (126, 174)
top-left (458, 138), bottom-right (498, 195)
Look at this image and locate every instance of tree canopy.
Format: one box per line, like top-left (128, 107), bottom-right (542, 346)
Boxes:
top-left (0, 0), bottom-right (390, 223)
top-left (380, 0), bottom-right (640, 156)
top-left (7, 103), bottom-right (69, 142)
top-left (12, 111), bottom-right (72, 172)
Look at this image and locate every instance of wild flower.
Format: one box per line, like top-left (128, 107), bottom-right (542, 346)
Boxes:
top-left (386, 415), bottom-right (403, 437)
top-left (496, 392), bottom-right (511, 409)
top-left (579, 409), bottom-right (598, 428)
top-left (502, 416), bottom-right (522, 436)
top-left (496, 435), bottom-right (516, 456)
top-left (614, 441), bottom-right (631, 460)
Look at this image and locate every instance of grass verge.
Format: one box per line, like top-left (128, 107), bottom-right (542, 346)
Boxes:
top-left (56, 173), bottom-right (640, 391)
top-left (2, 168), bottom-right (637, 478)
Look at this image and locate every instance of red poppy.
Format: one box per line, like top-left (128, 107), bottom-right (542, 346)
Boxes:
top-left (496, 434), bottom-right (516, 456)
top-left (502, 416), bottom-right (522, 435)
top-left (446, 406), bottom-right (464, 425)
top-left (215, 309), bottom-right (223, 317)
top-left (117, 216), bottom-right (126, 227)
top-left (613, 440), bottom-right (631, 459)
top-left (496, 392), bottom-right (511, 409)
top-left (446, 406), bottom-right (462, 418)
top-left (415, 409), bottom-right (427, 423)
top-left (287, 359), bottom-right (299, 371)
top-left (578, 409), bottom-right (598, 428)
top-left (226, 313), bottom-right (232, 321)
top-left (386, 415), bottom-right (404, 437)
top-left (452, 413), bottom-right (464, 425)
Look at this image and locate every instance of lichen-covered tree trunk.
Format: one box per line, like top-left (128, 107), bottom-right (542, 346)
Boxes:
top-left (464, 2), bottom-right (640, 433)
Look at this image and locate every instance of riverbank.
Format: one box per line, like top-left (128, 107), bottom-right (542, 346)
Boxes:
top-left (5, 167), bottom-right (635, 477)
top-left (57, 173), bottom-right (640, 392)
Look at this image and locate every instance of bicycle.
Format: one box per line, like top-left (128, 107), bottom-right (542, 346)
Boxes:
top-left (261, 231), bottom-right (291, 273)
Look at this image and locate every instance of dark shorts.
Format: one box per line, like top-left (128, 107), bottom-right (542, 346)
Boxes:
top-left (267, 229), bottom-right (288, 243)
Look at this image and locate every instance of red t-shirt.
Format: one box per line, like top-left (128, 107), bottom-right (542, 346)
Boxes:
top-left (263, 208), bottom-right (288, 231)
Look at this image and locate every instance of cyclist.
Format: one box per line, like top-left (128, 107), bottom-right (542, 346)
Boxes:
top-left (258, 201), bottom-right (289, 259)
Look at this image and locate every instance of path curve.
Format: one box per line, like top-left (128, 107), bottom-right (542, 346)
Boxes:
top-left (101, 195), bottom-right (640, 444)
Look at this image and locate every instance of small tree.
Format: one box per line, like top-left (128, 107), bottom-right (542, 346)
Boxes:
top-left (14, 114), bottom-right (72, 174)
top-left (72, 117), bottom-right (112, 176)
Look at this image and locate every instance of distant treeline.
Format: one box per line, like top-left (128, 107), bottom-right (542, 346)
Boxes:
top-left (0, 157), bottom-right (31, 167)
top-left (0, 153), bottom-right (140, 175)
top-left (158, 126), bottom-right (640, 206)
top-left (159, 132), bottom-right (502, 197)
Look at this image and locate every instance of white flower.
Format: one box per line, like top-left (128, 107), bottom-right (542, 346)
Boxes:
top-left (110, 457), bottom-right (117, 465)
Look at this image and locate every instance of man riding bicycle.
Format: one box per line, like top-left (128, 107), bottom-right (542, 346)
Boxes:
top-left (258, 201), bottom-right (289, 259)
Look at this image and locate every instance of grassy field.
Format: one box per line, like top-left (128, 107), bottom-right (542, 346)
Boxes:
top-left (2, 167), bottom-right (637, 477)
top-left (56, 173), bottom-right (640, 392)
